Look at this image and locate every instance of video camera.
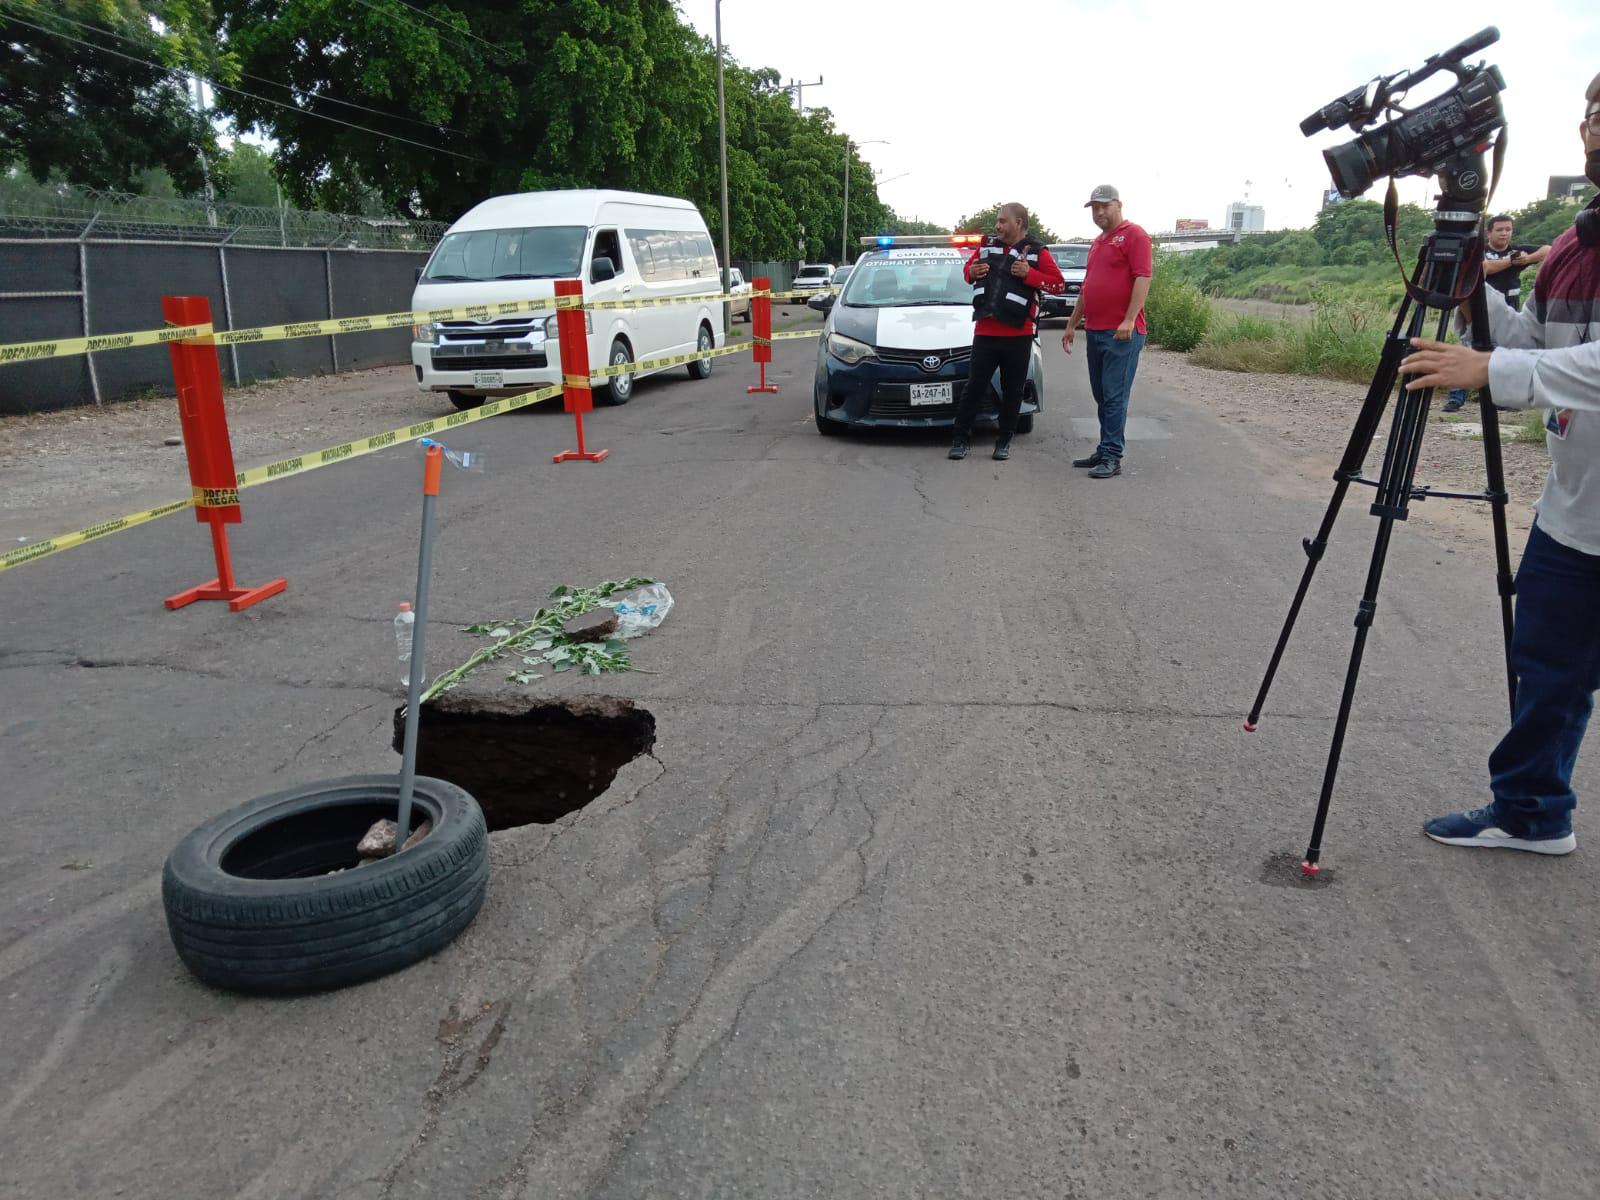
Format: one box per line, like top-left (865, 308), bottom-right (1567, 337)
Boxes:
top-left (1301, 27), bottom-right (1505, 199)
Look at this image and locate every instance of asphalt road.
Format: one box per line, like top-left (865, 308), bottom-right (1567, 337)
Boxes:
top-left (2, 316), bottom-right (1596, 1199)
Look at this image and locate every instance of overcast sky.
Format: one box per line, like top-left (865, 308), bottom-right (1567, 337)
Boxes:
top-left (678, 0), bottom-right (1599, 238)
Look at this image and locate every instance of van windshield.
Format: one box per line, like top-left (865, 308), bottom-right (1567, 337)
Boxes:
top-left (423, 226), bottom-right (586, 282)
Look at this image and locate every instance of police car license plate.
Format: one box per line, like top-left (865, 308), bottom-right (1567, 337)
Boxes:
top-left (909, 383), bottom-right (951, 406)
top-left (472, 371), bottom-right (504, 388)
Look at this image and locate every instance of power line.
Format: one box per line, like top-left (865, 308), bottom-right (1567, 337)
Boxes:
top-left (2, 13), bottom-right (484, 162)
top-left (348, 0), bottom-right (512, 62)
top-left (4, 4), bottom-right (470, 137)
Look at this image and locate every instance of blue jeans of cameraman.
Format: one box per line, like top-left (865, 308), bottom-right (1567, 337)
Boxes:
top-left (1487, 523), bottom-right (1600, 838)
top-left (1085, 329), bottom-right (1146, 462)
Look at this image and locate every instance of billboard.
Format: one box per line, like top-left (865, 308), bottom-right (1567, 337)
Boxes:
top-left (1175, 218), bottom-right (1210, 231)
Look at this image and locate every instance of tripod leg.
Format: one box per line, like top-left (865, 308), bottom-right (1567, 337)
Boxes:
top-left (1244, 311), bottom-right (1416, 732)
top-left (1466, 288), bottom-right (1518, 719)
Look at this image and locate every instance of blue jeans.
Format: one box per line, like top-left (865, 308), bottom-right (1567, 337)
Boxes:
top-left (1085, 329), bottom-right (1146, 462)
top-left (1489, 523), bottom-right (1600, 837)
top-left (1445, 388), bottom-right (1470, 408)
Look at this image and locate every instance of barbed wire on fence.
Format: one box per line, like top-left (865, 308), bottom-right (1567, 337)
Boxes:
top-left (0, 183), bottom-right (448, 251)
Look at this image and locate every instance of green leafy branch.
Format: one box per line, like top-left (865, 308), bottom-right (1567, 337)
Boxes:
top-left (420, 577), bottom-right (655, 701)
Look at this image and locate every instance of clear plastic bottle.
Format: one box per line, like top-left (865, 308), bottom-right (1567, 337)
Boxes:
top-left (395, 602), bottom-right (421, 689)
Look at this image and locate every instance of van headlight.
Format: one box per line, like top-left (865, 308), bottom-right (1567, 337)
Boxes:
top-left (827, 332), bottom-right (875, 364)
top-left (413, 323), bottom-right (438, 344)
top-left (544, 313), bottom-right (592, 338)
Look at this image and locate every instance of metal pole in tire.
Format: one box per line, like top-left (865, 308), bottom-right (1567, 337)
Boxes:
top-left (395, 442), bottom-right (443, 849)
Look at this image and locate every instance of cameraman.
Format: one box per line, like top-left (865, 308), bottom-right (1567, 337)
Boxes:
top-left (1401, 70), bottom-right (1600, 856)
top-left (1442, 214), bottom-right (1551, 412)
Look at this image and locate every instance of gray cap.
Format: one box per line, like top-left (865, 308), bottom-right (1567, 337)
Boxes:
top-left (1085, 184), bottom-right (1120, 206)
top-left (1588, 71), bottom-right (1600, 106)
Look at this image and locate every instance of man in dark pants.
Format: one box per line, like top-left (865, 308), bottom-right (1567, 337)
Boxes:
top-left (949, 203), bottom-right (1063, 462)
top-left (1442, 214), bottom-right (1551, 412)
top-left (1061, 185), bottom-right (1153, 478)
top-left (1401, 72), bottom-right (1600, 855)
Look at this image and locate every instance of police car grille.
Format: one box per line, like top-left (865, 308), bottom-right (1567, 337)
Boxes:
top-left (875, 346), bottom-right (972, 369)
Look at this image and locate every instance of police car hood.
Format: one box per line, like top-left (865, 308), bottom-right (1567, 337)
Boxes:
top-left (833, 302), bottom-right (973, 351)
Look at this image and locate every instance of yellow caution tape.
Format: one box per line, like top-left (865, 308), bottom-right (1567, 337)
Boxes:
top-left (233, 383), bottom-right (562, 489)
top-left (1, 383), bottom-right (564, 574)
top-left (585, 289), bottom-right (743, 312)
top-left (771, 329), bottom-right (824, 340)
top-left (0, 498), bottom-right (197, 573)
top-left (587, 341), bottom-right (749, 381)
top-left (0, 323), bottom-right (213, 365)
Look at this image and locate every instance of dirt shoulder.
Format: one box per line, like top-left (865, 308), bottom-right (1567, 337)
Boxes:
top-left (1139, 346), bottom-right (1550, 562)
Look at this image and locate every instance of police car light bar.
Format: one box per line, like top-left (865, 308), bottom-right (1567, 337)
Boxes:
top-left (858, 233), bottom-right (985, 247)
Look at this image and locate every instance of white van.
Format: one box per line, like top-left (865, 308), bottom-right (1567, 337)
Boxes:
top-left (411, 190), bottom-right (725, 409)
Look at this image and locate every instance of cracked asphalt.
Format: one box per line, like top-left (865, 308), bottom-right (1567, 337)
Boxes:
top-left (3, 318), bottom-right (1597, 1199)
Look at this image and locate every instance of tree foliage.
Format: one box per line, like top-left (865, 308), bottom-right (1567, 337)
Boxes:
top-left (209, 0), bottom-right (889, 261)
top-left (953, 202), bottom-right (1060, 244)
top-left (0, 0), bottom-right (221, 193)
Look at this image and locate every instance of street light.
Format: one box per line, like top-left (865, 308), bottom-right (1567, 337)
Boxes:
top-left (842, 138), bottom-right (888, 264)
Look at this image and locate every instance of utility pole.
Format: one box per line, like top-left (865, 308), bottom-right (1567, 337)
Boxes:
top-left (715, 1), bottom-right (732, 336)
top-left (192, 74), bottom-right (217, 228)
top-left (779, 75), bottom-right (824, 117)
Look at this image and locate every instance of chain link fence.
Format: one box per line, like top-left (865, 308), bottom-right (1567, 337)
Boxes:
top-left (0, 183), bottom-right (447, 249)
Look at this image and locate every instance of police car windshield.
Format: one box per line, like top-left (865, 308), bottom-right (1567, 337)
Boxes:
top-left (841, 254), bottom-right (969, 308)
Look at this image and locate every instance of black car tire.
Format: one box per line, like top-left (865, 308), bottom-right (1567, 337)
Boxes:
top-left (687, 324), bottom-right (715, 379)
top-left (599, 339), bottom-right (634, 405)
top-left (815, 397), bottom-right (845, 436)
top-left (1016, 414), bottom-right (1035, 435)
top-left (162, 775), bottom-right (488, 996)
top-left (446, 390), bottom-right (485, 411)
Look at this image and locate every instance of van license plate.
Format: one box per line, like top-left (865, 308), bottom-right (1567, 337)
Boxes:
top-left (472, 371), bottom-right (503, 388)
top-left (909, 383), bottom-right (952, 406)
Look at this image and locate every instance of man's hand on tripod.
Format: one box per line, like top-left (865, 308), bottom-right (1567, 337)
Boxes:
top-left (1401, 338), bottom-right (1491, 392)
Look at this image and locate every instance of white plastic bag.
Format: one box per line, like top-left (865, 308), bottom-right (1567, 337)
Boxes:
top-left (605, 583), bottom-right (673, 637)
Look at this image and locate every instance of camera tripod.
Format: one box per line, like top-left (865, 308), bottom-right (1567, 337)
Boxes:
top-left (1243, 153), bottom-right (1518, 875)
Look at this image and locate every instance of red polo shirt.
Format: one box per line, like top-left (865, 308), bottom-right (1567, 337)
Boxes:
top-left (1080, 221), bottom-right (1153, 333)
top-left (962, 242), bottom-right (1065, 337)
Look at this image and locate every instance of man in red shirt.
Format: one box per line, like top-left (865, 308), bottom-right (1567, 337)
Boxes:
top-left (1061, 185), bottom-right (1154, 478)
top-left (950, 202), bottom-right (1064, 461)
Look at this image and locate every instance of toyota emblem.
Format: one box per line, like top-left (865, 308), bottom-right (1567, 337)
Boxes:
top-left (921, 354), bottom-right (942, 371)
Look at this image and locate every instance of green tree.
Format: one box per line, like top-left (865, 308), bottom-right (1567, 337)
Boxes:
top-left (1270, 231), bottom-right (1323, 267)
top-left (953, 202), bottom-right (1060, 244)
top-left (1501, 192), bottom-right (1598, 248)
top-left (216, 140), bottom-right (279, 205)
top-left (882, 214), bottom-right (949, 236)
top-left (0, 0), bottom-right (221, 194)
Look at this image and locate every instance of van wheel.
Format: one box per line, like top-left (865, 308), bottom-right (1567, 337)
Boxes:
top-left (446, 391), bottom-right (484, 411)
top-left (687, 324), bottom-right (715, 380)
top-left (599, 340), bottom-right (633, 405)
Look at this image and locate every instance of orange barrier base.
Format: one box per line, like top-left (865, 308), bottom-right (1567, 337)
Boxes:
top-left (165, 515), bottom-right (287, 613)
top-left (746, 362), bottom-right (778, 394)
top-left (552, 411), bottom-right (609, 463)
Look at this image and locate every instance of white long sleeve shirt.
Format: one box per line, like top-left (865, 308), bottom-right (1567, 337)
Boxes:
top-left (1463, 219), bottom-right (1600, 556)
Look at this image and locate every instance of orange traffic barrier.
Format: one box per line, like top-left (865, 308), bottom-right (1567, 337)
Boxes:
top-left (746, 277), bottom-right (778, 394)
top-left (551, 279), bottom-right (608, 464)
top-left (161, 295), bottom-right (286, 613)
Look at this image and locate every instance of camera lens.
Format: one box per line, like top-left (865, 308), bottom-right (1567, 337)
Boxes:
top-left (1324, 140), bottom-right (1376, 199)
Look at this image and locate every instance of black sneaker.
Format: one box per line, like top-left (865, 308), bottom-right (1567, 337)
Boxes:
top-left (992, 436), bottom-right (1012, 461)
top-left (1072, 452), bottom-right (1104, 468)
top-left (947, 435), bottom-right (970, 460)
top-left (1087, 457), bottom-right (1121, 479)
top-left (1442, 398), bottom-right (1466, 414)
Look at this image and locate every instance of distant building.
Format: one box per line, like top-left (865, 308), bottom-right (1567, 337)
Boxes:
top-left (1547, 175), bottom-right (1591, 200)
top-left (1321, 188), bottom-right (1344, 209)
top-left (1225, 202), bottom-right (1266, 232)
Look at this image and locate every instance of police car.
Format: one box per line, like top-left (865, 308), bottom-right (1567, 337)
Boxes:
top-left (813, 236), bottom-right (1044, 436)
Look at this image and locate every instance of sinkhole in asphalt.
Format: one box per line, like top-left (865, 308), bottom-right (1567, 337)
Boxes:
top-left (393, 694), bottom-right (656, 831)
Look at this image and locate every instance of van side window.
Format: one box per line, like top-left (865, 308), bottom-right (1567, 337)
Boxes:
top-left (627, 231), bottom-right (655, 280)
top-left (592, 229), bottom-right (622, 277)
top-left (693, 233), bottom-right (717, 278)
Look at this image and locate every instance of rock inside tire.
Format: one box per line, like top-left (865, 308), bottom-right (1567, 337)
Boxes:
top-left (162, 775), bottom-right (488, 996)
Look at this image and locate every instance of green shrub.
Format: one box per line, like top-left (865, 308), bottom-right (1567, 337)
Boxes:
top-left (1146, 273), bottom-right (1211, 351)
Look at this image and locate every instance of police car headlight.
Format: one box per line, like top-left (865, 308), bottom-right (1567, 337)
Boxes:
top-left (413, 323), bottom-right (438, 344)
top-left (827, 333), bottom-right (876, 364)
